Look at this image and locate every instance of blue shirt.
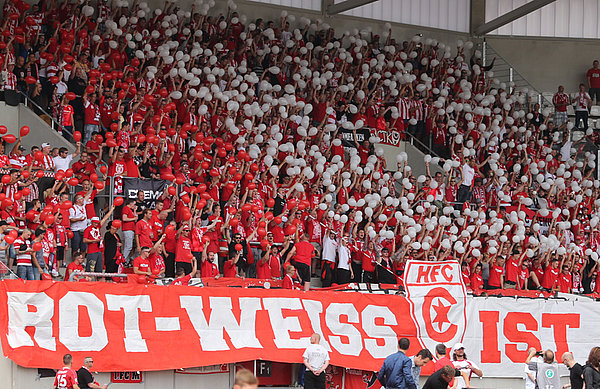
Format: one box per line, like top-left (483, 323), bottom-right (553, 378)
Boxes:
top-left (378, 351), bottom-right (418, 389)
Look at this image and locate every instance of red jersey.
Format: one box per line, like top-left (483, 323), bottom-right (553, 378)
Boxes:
top-left (282, 274), bottom-right (294, 289)
top-left (121, 206), bottom-right (136, 231)
top-left (172, 274), bottom-right (191, 286)
top-left (470, 272), bottom-right (483, 291)
top-left (175, 236), bottom-right (192, 263)
top-left (135, 219), bottom-right (153, 247)
top-left (54, 366), bottom-right (78, 389)
top-left (541, 266), bottom-right (560, 290)
top-left (64, 262), bottom-right (83, 281)
top-left (133, 256), bottom-right (151, 273)
top-left (201, 259), bottom-right (219, 278)
top-left (557, 272), bottom-right (572, 293)
top-left (505, 257), bottom-right (520, 283)
top-left (223, 260), bottom-right (237, 277)
top-left (488, 264), bottom-right (504, 287)
top-left (293, 241), bottom-right (315, 266)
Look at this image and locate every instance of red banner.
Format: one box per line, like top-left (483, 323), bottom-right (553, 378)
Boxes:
top-left (0, 280), bottom-right (417, 372)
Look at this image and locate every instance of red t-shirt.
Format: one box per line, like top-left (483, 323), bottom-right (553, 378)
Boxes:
top-left (256, 258), bottom-right (271, 279)
top-left (518, 267), bottom-right (530, 289)
top-left (293, 241), bottom-right (315, 266)
top-left (175, 236), bottom-right (192, 263)
top-left (542, 266), bottom-right (560, 289)
top-left (83, 225), bottom-right (102, 253)
top-left (588, 68), bottom-right (600, 89)
top-left (470, 272), bottom-right (483, 291)
top-left (135, 219), bottom-right (153, 248)
top-left (488, 264), bottom-right (504, 287)
top-left (133, 256), bottom-right (151, 274)
top-left (201, 260), bottom-right (219, 278)
top-left (505, 257), bottom-right (520, 283)
top-left (282, 274), bottom-right (294, 289)
top-left (121, 206), bottom-right (136, 231)
top-left (557, 272), bottom-right (572, 293)
top-left (64, 262), bottom-right (83, 281)
top-left (54, 367), bottom-right (78, 389)
top-left (223, 260), bottom-right (237, 277)
top-left (172, 274), bottom-right (191, 286)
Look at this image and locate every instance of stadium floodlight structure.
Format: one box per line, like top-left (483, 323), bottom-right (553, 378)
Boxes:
top-left (326, 0), bottom-right (379, 15)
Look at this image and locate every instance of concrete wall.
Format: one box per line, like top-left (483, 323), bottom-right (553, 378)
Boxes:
top-left (486, 36), bottom-right (599, 95)
top-left (0, 102), bottom-right (75, 153)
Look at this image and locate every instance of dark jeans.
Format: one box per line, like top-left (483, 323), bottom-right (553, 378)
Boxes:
top-left (71, 230), bottom-right (86, 253)
top-left (456, 184), bottom-right (472, 204)
top-left (175, 261), bottom-right (192, 276)
top-left (165, 251), bottom-right (175, 278)
top-left (575, 110), bottom-right (589, 130)
top-left (351, 261), bottom-right (362, 283)
top-left (304, 370), bottom-right (325, 389)
top-left (336, 268), bottom-right (351, 285)
top-left (590, 88), bottom-right (600, 103)
top-left (321, 261), bottom-right (335, 288)
top-left (363, 271), bottom-right (376, 283)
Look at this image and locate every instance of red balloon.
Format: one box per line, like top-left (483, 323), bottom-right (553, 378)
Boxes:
top-left (0, 125), bottom-right (6, 135)
top-left (106, 140), bottom-right (117, 148)
top-left (73, 131), bottom-right (82, 142)
top-left (229, 218), bottom-right (239, 227)
top-left (286, 224), bottom-right (297, 235)
top-left (45, 215), bottom-right (55, 225)
top-left (55, 171), bottom-right (65, 181)
top-left (68, 177), bottom-right (79, 186)
top-left (1, 175), bottom-right (10, 184)
top-left (257, 227), bottom-right (267, 237)
top-left (181, 194), bottom-right (190, 204)
top-left (25, 76), bottom-right (36, 85)
top-left (65, 92), bottom-right (76, 101)
top-left (165, 225), bottom-right (175, 235)
top-left (100, 165), bottom-right (108, 174)
top-left (94, 181), bottom-right (105, 190)
top-left (67, 230), bottom-right (74, 239)
top-left (65, 169), bottom-right (73, 178)
top-left (90, 173), bottom-right (98, 182)
top-left (168, 186), bottom-right (177, 196)
top-left (34, 151), bottom-right (44, 161)
top-left (4, 235), bottom-right (14, 245)
top-left (266, 198), bottom-right (275, 208)
top-left (21, 187), bottom-right (30, 196)
top-left (114, 197), bottom-right (124, 206)
top-left (60, 200), bottom-right (73, 210)
top-left (235, 243), bottom-right (243, 251)
top-left (274, 216), bottom-right (282, 224)
top-left (36, 170), bottom-right (44, 178)
top-left (3, 134), bottom-right (16, 143)
top-left (33, 242), bottom-right (42, 251)
top-left (50, 76), bottom-right (59, 84)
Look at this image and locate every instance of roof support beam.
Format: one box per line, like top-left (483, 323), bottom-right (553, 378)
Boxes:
top-left (326, 0), bottom-right (378, 15)
top-left (473, 0), bottom-right (556, 35)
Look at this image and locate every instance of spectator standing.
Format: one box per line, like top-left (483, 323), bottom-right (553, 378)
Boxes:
top-left (76, 357), bottom-right (107, 389)
top-left (302, 333), bottom-right (329, 389)
top-left (409, 349), bottom-right (433, 389)
top-left (285, 232), bottom-right (315, 291)
top-left (562, 352), bottom-right (583, 389)
top-left (378, 338), bottom-right (418, 389)
top-left (584, 347), bottom-right (600, 389)
top-left (82, 93), bottom-right (101, 144)
top-left (552, 85), bottom-right (570, 127)
top-left (451, 343), bottom-right (483, 389)
top-left (53, 143), bottom-right (81, 173)
top-left (336, 232), bottom-right (353, 284)
top-left (574, 84), bottom-right (592, 131)
top-left (104, 220), bottom-right (122, 274)
top-left (53, 354), bottom-right (79, 389)
top-left (135, 209), bottom-right (154, 254)
top-left (82, 206), bottom-right (114, 274)
top-left (69, 194), bottom-right (88, 254)
top-left (587, 60), bottom-right (600, 104)
top-left (14, 228), bottom-right (41, 280)
top-left (525, 347), bottom-right (542, 389)
top-left (121, 200), bottom-right (137, 261)
top-left (526, 349), bottom-right (560, 389)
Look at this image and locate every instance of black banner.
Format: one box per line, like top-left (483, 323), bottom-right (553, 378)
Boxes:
top-left (340, 127), bottom-right (371, 148)
top-left (122, 178), bottom-right (168, 208)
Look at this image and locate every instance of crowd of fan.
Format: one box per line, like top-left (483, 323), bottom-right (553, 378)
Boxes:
top-left (0, 0), bottom-right (599, 294)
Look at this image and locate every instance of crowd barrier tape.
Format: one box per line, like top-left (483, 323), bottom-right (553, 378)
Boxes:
top-left (0, 261), bottom-right (592, 377)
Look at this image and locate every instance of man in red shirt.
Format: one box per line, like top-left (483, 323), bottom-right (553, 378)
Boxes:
top-left (135, 209), bottom-right (154, 251)
top-left (557, 264), bottom-right (573, 293)
top-left (587, 60), bottom-right (600, 104)
top-left (517, 260), bottom-right (531, 290)
top-left (172, 256), bottom-right (197, 286)
top-left (284, 232), bottom-right (315, 291)
top-left (133, 246), bottom-right (152, 283)
top-left (82, 206), bottom-right (114, 274)
top-left (83, 92), bottom-right (101, 144)
top-left (121, 200), bottom-right (137, 261)
top-left (54, 353), bottom-right (79, 389)
top-left (175, 225), bottom-right (193, 275)
top-left (282, 265), bottom-right (296, 289)
top-left (541, 258), bottom-right (561, 292)
top-left (200, 251), bottom-right (220, 279)
top-left (504, 250), bottom-right (523, 289)
top-left (64, 251), bottom-right (85, 281)
top-left (487, 257), bottom-right (505, 290)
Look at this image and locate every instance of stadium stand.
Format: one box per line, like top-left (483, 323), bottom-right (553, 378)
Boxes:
top-left (0, 0), bottom-right (598, 298)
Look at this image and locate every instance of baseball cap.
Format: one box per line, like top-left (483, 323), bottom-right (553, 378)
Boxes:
top-left (453, 342), bottom-right (465, 351)
top-left (91, 217), bottom-right (100, 223)
top-left (41, 142), bottom-right (51, 148)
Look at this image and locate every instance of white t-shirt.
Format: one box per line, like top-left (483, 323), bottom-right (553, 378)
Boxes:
top-left (525, 356), bottom-right (542, 389)
top-left (453, 359), bottom-right (480, 389)
top-left (322, 235), bottom-right (338, 263)
top-left (303, 343), bottom-right (329, 371)
top-left (461, 163), bottom-right (475, 186)
top-left (69, 204), bottom-right (88, 232)
top-left (337, 245), bottom-right (351, 270)
top-left (53, 154), bottom-right (73, 172)
top-left (575, 91), bottom-right (591, 111)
